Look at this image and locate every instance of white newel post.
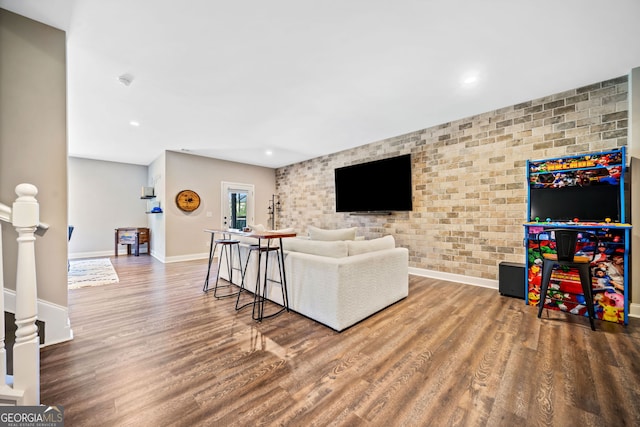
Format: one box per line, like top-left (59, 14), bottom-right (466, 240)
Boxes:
top-left (11, 184), bottom-right (40, 406)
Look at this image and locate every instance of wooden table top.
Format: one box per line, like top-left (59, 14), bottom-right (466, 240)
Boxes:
top-left (204, 228), bottom-right (297, 239)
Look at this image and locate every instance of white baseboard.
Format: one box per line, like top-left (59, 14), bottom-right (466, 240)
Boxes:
top-left (3, 289), bottom-right (73, 347)
top-left (629, 303), bottom-right (640, 319)
top-left (70, 250), bottom-right (207, 264)
top-left (408, 267), bottom-right (640, 320)
top-left (69, 249), bottom-right (130, 259)
top-left (163, 252), bottom-right (209, 263)
top-left (409, 267), bottom-right (499, 290)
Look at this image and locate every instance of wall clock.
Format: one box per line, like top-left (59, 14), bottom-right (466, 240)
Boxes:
top-left (175, 189), bottom-right (201, 212)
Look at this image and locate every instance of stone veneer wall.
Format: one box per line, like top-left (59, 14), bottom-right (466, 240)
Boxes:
top-left (275, 75), bottom-right (628, 281)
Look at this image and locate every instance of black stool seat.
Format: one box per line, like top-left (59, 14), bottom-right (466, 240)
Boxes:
top-left (536, 228), bottom-right (597, 331)
top-left (215, 238), bottom-right (240, 244)
top-left (203, 237), bottom-right (242, 298)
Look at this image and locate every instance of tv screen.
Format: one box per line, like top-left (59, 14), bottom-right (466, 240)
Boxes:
top-left (529, 185), bottom-right (621, 222)
top-left (335, 154), bottom-right (413, 212)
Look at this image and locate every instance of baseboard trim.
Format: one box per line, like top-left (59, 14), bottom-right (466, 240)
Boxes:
top-left (163, 253), bottom-right (209, 264)
top-left (408, 267), bottom-right (640, 320)
top-left (3, 290), bottom-right (73, 347)
top-left (408, 267), bottom-right (499, 290)
top-left (69, 249), bottom-right (133, 259)
top-left (629, 303), bottom-right (640, 319)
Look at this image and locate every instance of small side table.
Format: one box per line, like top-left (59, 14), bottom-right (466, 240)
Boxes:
top-left (115, 227), bottom-right (150, 256)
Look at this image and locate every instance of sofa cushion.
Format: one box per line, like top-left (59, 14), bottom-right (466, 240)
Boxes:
top-left (270, 227), bottom-right (295, 233)
top-left (347, 235), bottom-right (396, 256)
top-left (247, 224), bottom-right (266, 232)
top-left (283, 238), bottom-right (348, 258)
top-left (308, 225), bottom-right (357, 241)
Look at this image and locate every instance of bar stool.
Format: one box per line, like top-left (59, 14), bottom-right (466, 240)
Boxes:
top-left (536, 228), bottom-right (598, 331)
top-left (203, 238), bottom-right (243, 298)
top-left (235, 242), bottom-right (288, 321)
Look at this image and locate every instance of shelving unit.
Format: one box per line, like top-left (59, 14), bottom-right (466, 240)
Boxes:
top-left (141, 190), bottom-right (162, 213)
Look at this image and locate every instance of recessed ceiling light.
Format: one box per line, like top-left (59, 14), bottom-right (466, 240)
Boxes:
top-left (129, 121), bottom-right (140, 127)
top-left (463, 75), bottom-right (478, 85)
top-left (265, 150), bottom-right (273, 156)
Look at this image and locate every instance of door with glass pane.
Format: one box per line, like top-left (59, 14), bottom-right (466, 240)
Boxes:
top-left (221, 182), bottom-right (254, 230)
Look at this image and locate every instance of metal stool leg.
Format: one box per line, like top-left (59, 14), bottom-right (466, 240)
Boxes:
top-left (578, 264), bottom-right (596, 331)
top-left (236, 245), bottom-right (257, 311)
top-left (253, 245), bottom-right (286, 322)
top-left (213, 242), bottom-right (242, 298)
top-left (537, 260), bottom-right (555, 318)
top-left (202, 238), bottom-right (218, 292)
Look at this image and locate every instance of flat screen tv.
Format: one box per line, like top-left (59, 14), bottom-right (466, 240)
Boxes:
top-left (529, 184), bottom-right (621, 222)
top-left (335, 154), bottom-right (413, 213)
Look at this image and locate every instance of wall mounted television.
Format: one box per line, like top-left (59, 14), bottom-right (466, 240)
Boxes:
top-left (334, 154), bottom-right (413, 213)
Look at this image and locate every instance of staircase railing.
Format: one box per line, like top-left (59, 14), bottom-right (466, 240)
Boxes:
top-left (0, 184), bottom-right (48, 405)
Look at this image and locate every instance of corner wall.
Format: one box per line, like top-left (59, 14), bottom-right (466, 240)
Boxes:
top-left (158, 151), bottom-right (276, 262)
top-left (0, 9), bottom-right (68, 307)
top-left (629, 67), bottom-right (640, 316)
top-left (68, 157), bottom-right (149, 258)
top-left (277, 75), bottom-right (629, 288)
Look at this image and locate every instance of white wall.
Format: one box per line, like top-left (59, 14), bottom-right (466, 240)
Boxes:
top-left (68, 157), bottom-right (149, 258)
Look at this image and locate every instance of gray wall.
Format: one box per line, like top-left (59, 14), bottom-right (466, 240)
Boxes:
top-left (0, 9), bottom-right (68, 306)
top-left (161, 151), bottom-right (275, 262)
top-left (630, 67), bottom-right (639, 313)
top-left (68, 157), bottom-right (149, 258)
top-left (68, 151), bottom-right (276, 262)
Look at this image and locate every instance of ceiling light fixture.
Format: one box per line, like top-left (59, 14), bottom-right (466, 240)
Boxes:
top-left (265, 150), bottom-right (273, 156)
top-left (118, 74), bottom-right (134, 86)
top-left (129, 120), bottom-right (140, 127)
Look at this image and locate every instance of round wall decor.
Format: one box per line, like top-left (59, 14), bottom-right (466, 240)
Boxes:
top-left (175, 189), bottom-right (201, 212)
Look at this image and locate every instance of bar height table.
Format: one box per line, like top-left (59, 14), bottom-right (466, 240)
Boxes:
top-left (203, 229), bottom-right (297, 321)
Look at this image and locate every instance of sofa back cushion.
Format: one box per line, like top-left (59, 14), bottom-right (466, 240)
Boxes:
top-left (283, 238), bottom-right (348, 258)
top-left (308, 225), bottom-right (357, 241)
top-left (347, 235), bottom-right (396, 256)
top-left (247, 224), bottom-right (266, 232)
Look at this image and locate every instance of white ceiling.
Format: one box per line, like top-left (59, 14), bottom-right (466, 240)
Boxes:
top-left (2, 0), bottom-right (640, 168)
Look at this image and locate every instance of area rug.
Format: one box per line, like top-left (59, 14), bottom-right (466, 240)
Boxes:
top-left (68, 258), bottom-right (119, 289)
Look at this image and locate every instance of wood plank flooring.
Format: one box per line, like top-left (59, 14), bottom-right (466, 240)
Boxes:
top-left (40, 255), bottom-right (640, 426)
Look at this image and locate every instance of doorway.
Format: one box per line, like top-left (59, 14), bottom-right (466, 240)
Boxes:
top-left (221, 182), bottom-right (254, 230)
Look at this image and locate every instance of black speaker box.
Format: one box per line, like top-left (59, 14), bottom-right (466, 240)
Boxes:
top-left (499, 262), bottom-right (525, 299)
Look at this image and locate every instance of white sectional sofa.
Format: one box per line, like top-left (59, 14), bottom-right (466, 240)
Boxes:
top-left (218, 227), bottom-right (409, 331)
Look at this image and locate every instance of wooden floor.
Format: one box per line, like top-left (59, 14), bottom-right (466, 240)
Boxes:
top-left (41, 256), bottom-right (640, 426)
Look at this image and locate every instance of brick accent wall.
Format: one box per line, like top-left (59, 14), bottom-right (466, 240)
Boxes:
top-left (276, 75), bottom-right (628, 281)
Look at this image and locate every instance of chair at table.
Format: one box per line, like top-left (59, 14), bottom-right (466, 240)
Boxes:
top-left (535, 228), bottom-right (598, 331)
